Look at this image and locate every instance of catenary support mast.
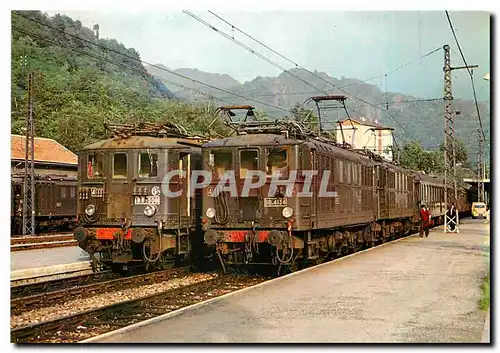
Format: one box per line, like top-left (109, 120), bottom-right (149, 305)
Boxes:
top-left (442, 44), bottom-right (478, 233)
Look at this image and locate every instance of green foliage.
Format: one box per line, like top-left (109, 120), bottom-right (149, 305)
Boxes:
top-left (11, 11), bottom-right (226, 152)
top-left (398, 138), bottom-right (472, 177)
top-left (290, 103), bottom-right (320, 130)
top-left (479, 270), bottom-right (490, 311)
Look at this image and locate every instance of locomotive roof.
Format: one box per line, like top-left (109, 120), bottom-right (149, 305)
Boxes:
top-left (202, 133), bottom-right (299, 148)
top-left (81, 135), bottom-right (204, 151)
top-left (203, 133), bottom-right (377, 164)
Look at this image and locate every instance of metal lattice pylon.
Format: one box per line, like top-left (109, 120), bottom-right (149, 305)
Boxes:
top-left (443, 45), bottom-right (459, 233)
top-left (22, 71), bottom-right (35, 236)
top-left (477, 129), bottom-right (485, 203)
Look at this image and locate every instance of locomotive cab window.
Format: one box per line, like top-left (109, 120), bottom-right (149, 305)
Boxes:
top-left (240, 150), bottom-right (258, 179)
top-left (113, 153), bottom-right (128, 178)
top-left (87, 153), bottom-right (103, 178)
top-left (138, 151), bottom-right (158, 178)
top-left (210, 150), bottom-right (232, 177)
top-left (267, 148), bottom-right (288, 177)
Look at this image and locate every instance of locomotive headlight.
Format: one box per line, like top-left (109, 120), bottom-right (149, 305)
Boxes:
top-left (206, 208), bottom-right (216, 219)
top-left (144, 205), bottom-right (157, 217)
top-left (85, 204), bottom-right (96, 216)
top-left (282, 206), bottom-right (293, 218)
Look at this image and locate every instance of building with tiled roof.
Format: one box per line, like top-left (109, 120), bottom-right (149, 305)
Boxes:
top-left (11, 135), bottom-right (78, 178)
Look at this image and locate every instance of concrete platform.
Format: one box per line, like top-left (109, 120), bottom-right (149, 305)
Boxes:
top-left (88, 219), bottom-right (490, 343)
top-left (11, 261), bottom-right (92, 284)
top-left (10, 245), bottom-right (89, 271)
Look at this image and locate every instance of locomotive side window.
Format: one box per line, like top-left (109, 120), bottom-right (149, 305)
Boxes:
top-left (267, 148), bottom-right (288, 177)
top-left (70, 186), bottom-right (76, 198)
top-left (113, 153), bottom-right (128, 178)
top-left (138, 151), bottom-right (158, 178)
top-left (87, 153), bottom-right (103, 178)
top-left (240, 150), bottom-right (258, 178)
top-left (211, 151), bottom-right (232, 177)
top-left (61, 187), bottom-right (67, 198)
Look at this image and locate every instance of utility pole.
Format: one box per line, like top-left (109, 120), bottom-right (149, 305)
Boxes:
top-left (22, 71), bottom-right (35, 236)
top-left (477, 129), bottom-right (485, 203)
top-left (442, 44), bottom-right (478, 233)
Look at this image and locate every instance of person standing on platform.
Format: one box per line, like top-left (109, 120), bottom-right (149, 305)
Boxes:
top-left (420, 204), bottom-right (431, 237)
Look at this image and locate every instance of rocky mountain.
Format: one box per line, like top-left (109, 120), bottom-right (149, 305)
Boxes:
top-left (144, 64), bottom-right (240, 94)
top-left (146, 65), bottom-right (490, 164)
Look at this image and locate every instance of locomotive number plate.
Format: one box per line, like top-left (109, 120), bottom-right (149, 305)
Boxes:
top-left (264, 198), bottom-right (287, 207)
top-left (91, 187), bottom-right (104, 197)
top-left (134, 195), bottom-right (160, 205)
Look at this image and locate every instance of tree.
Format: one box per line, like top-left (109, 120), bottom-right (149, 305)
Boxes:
top-left (438, 140), bottom-right (469, 168)
top-left (399, 139), bottom-right (470, 175)
top-left (290, 103), bottom-right (319, 131)
top-left (93, 24), bottom-right (99, 39)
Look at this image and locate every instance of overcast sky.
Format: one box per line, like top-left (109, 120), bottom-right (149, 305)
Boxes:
top-left (45, 10), bottom-right (490, 101)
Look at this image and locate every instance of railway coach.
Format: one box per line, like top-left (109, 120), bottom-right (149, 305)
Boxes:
top-left (73, 122), bottom-right (207, 272)
top-left (11, 174), bottom-right (77, 234)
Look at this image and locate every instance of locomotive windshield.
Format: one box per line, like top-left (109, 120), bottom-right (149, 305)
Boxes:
top-left (209, 150), bottom-right (232, 177)
top-left (138, 151), bottom-right (158, 178)
top-left (266, 148), bottom-right (288, 177)
top-left (240, 150), bottom-right (258, 178)
top-left (87, 153), bottom-right (103, 179)
top-left (113, 153), bottom-right (128, 178)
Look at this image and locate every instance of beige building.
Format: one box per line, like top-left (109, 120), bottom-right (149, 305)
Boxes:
top-left (336, 117), bottom-right (394, 161)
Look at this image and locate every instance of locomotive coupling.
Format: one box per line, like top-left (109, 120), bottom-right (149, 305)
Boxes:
top-left (204, 229), bottom-right (222, 245)
top-left (74, 227), bottom-right (89, 242)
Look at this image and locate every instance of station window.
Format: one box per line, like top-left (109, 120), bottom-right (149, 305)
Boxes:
top-left (113, 153), bottom-right (128, 178)
top-left (138, 151), bottom-right (158, 178)
top-left (240, 150), bottom-right (258, 178)
top-left (70, 187), bottom-right (76, 198)
top-left (267, 148), bottom-right (288, 177)
top-left (87, 153), bottom-right (103, 178)
top-left (61, 187), bottom-right (66, 198)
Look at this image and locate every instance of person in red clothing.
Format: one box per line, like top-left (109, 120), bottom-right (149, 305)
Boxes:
top-left (419, 204), bottom-right (431, 237)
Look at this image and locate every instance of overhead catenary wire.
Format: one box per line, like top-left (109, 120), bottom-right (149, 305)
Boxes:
top-left (12, 11), bottom-right (290, 114)
top-left (203, 11), bottom-right (425, 142)
top-left (11, 25), bottom-right (229, 105)
top-left (183, 10), bottom-right (328, 96)
top-left (209, 11), bottom-right (441, 93)
top-left (444, 11), bottom-right (488, 147)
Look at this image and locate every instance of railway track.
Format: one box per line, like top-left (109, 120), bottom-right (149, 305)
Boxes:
top-left (11, 266), bottom-right (192, 315)
top-left (11, 234), bottom-right (76, 251)
top-left (11, 270), bottom-right (118, 299)
top-left (11, 234), bottom-right (73, 245)
top-left (11, 274), bottom-right (265, 343)
top-left (10, 223), bottom-right (441, 343)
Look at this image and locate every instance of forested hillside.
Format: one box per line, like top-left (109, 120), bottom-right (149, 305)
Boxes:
top-left (11, 11), bottom-right (228, 151)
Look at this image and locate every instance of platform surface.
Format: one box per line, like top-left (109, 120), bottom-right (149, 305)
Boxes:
top-left (10, 245), bottom-right (89, 271)
top-left (92, 219), bottom-right (490, 343)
